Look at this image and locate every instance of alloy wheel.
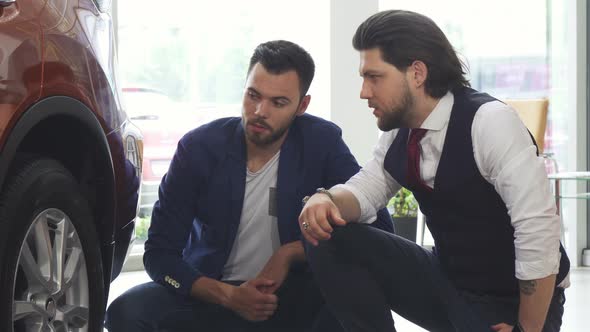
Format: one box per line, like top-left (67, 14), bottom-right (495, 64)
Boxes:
top-left (12, 208), bottom-right (89, 332)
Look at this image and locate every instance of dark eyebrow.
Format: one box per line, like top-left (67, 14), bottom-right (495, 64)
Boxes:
top-left (361, 70), bottom-right (381, 77)
top-left (247, 87), bottom-right (291, 104)
top-left (247, 87), bottom-right (261, 95)
top-left (272, 96), bottom-right (291, 104)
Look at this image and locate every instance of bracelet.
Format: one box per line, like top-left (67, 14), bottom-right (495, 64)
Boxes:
top-left (301, 195), bottom-right (311, 207)
top-left (315, 187), bottom-right (334, 201)
top-left (301, 188), bottom-right (333, 207)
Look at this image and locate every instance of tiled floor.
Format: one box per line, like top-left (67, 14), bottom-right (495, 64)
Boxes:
top-left (108, 268), bottom-right (590, 331)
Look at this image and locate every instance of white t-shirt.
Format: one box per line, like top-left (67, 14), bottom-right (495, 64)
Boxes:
top-left (221, 152), bottom-right (281, 281)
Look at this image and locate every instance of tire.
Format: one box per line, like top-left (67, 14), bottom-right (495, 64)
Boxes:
top-left (0, 158), bottom-right (105, 332)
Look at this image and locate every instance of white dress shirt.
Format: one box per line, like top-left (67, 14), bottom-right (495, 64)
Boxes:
top-left (335, 91), bottom-right (566, 283)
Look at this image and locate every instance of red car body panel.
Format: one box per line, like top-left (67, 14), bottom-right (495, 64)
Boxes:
top-left (0, 0), bottom-right (140, 285)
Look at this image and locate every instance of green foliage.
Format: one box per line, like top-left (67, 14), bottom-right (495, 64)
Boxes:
top-left (118, 14), bottom-right (254, 105)
top-left (118, 27), bottom-right (192, 101)
top-left (135, 216), bottom-right (151, 241)
top-left (387, 187), bottom-right (418, 218)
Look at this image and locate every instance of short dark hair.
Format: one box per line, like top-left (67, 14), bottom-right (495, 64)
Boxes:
top-left (353, 10), bottom-right (470, 98)
top-left (247, 40), bottom-right (315, 98)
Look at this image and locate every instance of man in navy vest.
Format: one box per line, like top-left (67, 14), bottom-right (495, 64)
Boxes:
top-left (105, 40), bottom-right (392, 332)
top-left (299, 10), bottom-right (569, 332)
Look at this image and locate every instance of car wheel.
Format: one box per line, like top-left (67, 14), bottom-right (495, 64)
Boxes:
top-left (0, 158), bottom-right (105, 332)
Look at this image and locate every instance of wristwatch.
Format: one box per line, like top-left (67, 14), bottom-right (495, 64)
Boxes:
top-left (315, 187), bottom-right (334, 200)
top-left (302, 188), bottom-right (333, 207)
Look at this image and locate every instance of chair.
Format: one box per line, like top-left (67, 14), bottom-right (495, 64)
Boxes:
top-left (504, 98), bottom-right (549, 154)
top-left (504, 98), bottom-right (559, 174)
top-left (503, 98), bottom-right (560, 176)
top-left (504, 98), bottom-right (566, 246)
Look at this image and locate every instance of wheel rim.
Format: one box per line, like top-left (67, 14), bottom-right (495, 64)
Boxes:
top-left (12, 208), bottom-right (90, 332)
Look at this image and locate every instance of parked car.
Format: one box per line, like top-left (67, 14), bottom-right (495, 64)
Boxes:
top-left (0, 1), bottom-right (142, 331)
top-left (121, 87), bottom-right (206, 219)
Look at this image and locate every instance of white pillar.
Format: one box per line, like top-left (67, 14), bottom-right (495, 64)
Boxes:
top-left (573, 0), bottom-right (588, 266)
top-left (330, 0), bottom-right (379, 165)
top-left (555, 0), bottom-right (588, 266)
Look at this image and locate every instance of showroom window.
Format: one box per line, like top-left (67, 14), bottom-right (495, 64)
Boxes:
top-left (379, 0), bottom-right (555, 145)
top-left (117, 0), bottom-right (330, 244)
top-left (378, 0), bottom-right (580, 174)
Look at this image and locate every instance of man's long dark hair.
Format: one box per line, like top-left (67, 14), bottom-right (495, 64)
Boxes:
top-left (353, 10), bottom-right (470, 98)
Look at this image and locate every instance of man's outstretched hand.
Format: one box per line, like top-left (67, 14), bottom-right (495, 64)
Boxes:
top-left (298, 193), bottom-right (347, 246)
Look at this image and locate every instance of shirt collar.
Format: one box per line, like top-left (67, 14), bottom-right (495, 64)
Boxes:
top-left (419, 91), bottom-right (453, 131)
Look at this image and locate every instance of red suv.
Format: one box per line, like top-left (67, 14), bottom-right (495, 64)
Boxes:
top-left (0, 1), bottom-right (141, 331)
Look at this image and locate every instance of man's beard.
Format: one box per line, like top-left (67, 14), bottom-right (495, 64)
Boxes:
top-left (245, 119), bottom-right (290, 147)
top-left (377, 85), bottom-right (414, 131)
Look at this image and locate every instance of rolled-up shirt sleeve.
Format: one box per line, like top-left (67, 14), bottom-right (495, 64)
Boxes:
top-left (473, 101), bottom-right (561, 280)
top-left (334, 130), bottom-right (402, 224)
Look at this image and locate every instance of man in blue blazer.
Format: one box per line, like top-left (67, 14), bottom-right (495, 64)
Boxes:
top-left (105, 40), bottom-right (393, 331)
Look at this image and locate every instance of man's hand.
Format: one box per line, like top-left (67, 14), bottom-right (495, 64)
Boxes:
top-left (491, 323), bottom-right (513, 332)
top-left (225, 278), bottom-right (279, 321)
top-left (191, 277), bottom-right (278, 321)
top-left (256, 241), bottom-right (304, 294)
top-left (299, 193), bottom-right (347, 246)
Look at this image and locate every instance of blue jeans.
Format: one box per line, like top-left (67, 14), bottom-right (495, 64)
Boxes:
top-left (105, 269), bottom-right (342, 332)
top-left (305, 223), bottom-right (566, 332)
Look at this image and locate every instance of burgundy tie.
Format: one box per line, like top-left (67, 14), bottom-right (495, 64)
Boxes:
top-left (407, 128), bottom-right (432, 193)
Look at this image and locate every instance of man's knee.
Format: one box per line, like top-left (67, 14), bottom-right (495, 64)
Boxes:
top-left (333, 222), bottom-right (371, 238)
top-left (330, 222), bottom-right (379, 250)
top-left (304, 223), bottom-right (372, 263)
top-left (104, 282), bottom-right (167, 331)
top-left (306, 222), bottom-right (417, 271)
top-left (105, 292), bottom-right (138, 330)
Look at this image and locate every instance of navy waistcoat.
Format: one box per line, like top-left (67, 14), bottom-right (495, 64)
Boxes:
top-left (384, 87), bottom-right (569, 295)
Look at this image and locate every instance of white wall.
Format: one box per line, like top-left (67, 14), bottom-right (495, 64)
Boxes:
top-left (555, 0), bottom-right (589, 266)
top-left (330, 0), bottom-right (379, 165)
top-left (571, 0), bottom-right (588, 266)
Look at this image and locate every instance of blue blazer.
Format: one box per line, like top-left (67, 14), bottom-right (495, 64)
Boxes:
top-left (144, 114), bottom-right (393, 295)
